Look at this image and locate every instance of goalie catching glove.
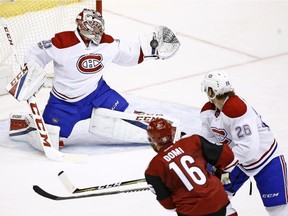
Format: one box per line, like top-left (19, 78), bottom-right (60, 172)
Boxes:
top-left (140, 26), bottom-right (180, 60)
top-left (6, 61), bottom-right (47, 101)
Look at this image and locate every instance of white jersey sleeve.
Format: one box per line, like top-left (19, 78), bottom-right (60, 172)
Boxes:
top-left (24, 40), bottom-right (53, 69)
top-left (112, 37), bottom-right (142, 66)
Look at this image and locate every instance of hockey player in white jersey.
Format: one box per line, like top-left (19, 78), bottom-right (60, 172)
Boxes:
top-left (200, 70), bottom-right (288, 216)
top-left (8, 9), bottom-right (180, 151)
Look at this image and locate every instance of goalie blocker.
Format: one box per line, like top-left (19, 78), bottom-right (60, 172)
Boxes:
top-left (6, 61), bottom-right (47, 101)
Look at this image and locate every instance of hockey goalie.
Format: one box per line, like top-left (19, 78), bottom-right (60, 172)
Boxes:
top-left (7, 9), bottom-right (181, 153)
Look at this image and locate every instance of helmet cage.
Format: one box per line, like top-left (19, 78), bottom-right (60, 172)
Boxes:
top-left (76, 9), bottom-right (105, 45)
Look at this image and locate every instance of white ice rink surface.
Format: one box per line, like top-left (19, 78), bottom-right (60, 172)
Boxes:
top-left (1, 1), bottom-right (288, 215)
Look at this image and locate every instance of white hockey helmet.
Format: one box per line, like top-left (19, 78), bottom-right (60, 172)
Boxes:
top-left (76, 9), bottom-right (105, 45)
top-left (201, 70), bottom-right (234, 98)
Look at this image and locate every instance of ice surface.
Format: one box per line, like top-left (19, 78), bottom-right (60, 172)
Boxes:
top-left (1, 1), bottom-right (288, 215)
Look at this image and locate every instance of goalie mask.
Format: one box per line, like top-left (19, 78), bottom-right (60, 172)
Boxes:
top-left (201, 70), bottom-right (234, 99)
top-left (76, 9), bottom-right (105, 45)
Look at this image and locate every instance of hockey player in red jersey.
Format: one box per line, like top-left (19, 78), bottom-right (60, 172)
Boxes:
top-left (8, 9), bottom-right (180, 152)
top-left (145, 118), bottom-right (238, 216)
top-left (200, 70), bottom-right (288, 216)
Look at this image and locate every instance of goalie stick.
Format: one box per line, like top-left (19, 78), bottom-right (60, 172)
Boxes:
top-left (28, 96), bottom-right (87, 163)
top-left (1, 17), bottom-right (87, 163)
top-left (33, 185), bottom-right (149, 201)
top-left (58, 171), bottom-right (146, 194)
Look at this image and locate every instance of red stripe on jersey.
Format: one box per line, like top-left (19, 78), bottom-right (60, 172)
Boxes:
top-left (243, 140), bottom-right (276, 168)
top-left (223, 159), bottom-right (239, 172)
top-left (222, 95), bottom-right (247, 118)
top-left (138, 49), bottom-right (144, 64)
top-left (52, 31), bottom-right (80, 49)
top-left (52, 87), bottom-right (84, 101)
top-left (279, 155), bottom-right (288, 202)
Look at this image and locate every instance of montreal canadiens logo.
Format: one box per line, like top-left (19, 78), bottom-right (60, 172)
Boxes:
top-left (211, 127), bottom-right (232, 145)
top-left (77, 54), bottom-right (104, 74)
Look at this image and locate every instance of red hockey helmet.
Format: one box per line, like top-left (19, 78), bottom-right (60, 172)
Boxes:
top-left (147, 118), bottom-right (175, 145)
top-left (76, 8), bottom-right (104, 45)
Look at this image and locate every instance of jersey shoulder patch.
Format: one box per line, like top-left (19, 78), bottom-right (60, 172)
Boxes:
top-left (100, 33), bottom-right (115, 44)
top-left (52, 31), bottom-right (80, 49)
top-left (222, 95), bottom-right (247, 118)
top-left (201, 102), bottom-right (215, 113)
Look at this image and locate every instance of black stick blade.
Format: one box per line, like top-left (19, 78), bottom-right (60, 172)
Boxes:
top-left (33, 185), bottom-right (60, 200)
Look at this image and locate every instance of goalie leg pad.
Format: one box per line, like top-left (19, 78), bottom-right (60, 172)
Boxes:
top-left (89, 108), bottom-right (149, 143)
top-left (9, 113), bottom-right (62, 151)
top-left (89, 107), bottom-right (182, 143)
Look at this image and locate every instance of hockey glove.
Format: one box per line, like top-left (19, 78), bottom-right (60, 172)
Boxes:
top-left (220, 172), bottom-right (231, 185)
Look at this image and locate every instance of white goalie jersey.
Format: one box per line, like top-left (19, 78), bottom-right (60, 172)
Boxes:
top-left (200, 95), bottom-right (282, 176)
top-left (24, 30), bottom-right (143, 102)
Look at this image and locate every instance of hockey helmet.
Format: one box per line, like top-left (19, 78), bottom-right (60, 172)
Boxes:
top-left (76, 9), bottom-right (105, 45)
top-left (201, 70), bottom-right (234, 99)
top-left (147, 118), bottom-right (175, 145)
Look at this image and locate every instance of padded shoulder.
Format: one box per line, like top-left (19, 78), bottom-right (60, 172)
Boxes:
top-left (201, 102), bottom-right (216, 113)
top-left (100, 33), bottom-right (115, 44)
top-left (222, 95), bottom-right (247, 118)
top-left (52, 31), bottom-right (80, 48)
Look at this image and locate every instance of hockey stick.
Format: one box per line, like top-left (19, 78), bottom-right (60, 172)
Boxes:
top-left (58, 171), bottom-right (146, 194)
top-left (33, 185), bottom-right (149, 200)
top-left (28, 96), bottom-right (87, 163)
top-left (1, 17), bottom-right (87, 163)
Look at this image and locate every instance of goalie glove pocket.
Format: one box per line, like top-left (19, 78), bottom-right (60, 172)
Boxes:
top-left (140, 26), bottom-right (180, 60)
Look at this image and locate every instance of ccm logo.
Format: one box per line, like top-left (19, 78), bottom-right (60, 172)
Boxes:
top-left (262, 193), bottom-right (279, 198)
top-left (212, 127), bottom-right (232, 145)
top-left (10, 65), bottom-right (28, 86)
top-left (135, 114), bottom-right (163, 123)
top-left (30, 102), bottom-right (52, 147)
top-left (77, 54), bottom-right (104, 74)
top-left (4, 27), bottom-right (13, 45)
